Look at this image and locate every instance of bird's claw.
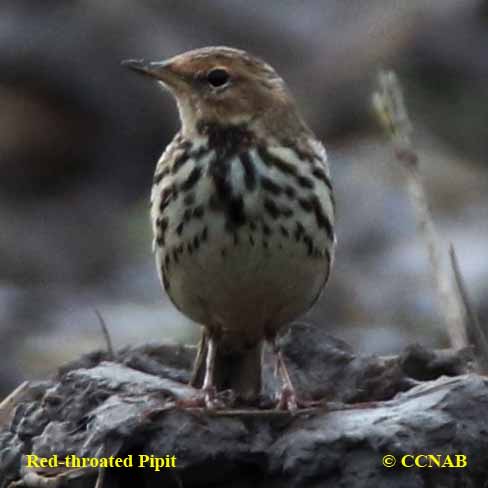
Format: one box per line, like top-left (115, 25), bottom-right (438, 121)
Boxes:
top-left (176, 387), bottom-right (234, 410)
top-left (276, 385), bottom-right (298, 411)
top-left (276, 387), bottom-right (324, 411)
top-left (203, 386), bottom-right (223, 409)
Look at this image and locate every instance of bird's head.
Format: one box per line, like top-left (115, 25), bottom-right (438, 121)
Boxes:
top-left (123, 46), bottom-right (308, 139)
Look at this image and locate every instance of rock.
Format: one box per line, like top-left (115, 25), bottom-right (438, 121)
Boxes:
top-left (0, 329), bottom-right (484, 487)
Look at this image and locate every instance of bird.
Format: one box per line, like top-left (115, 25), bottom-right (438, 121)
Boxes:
top-left (123, 46), bottom-right (336, 409)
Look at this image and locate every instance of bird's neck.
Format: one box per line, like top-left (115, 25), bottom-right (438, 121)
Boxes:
top-left (177, 96), bottom-right (310, 145)
top-left (194, 120), bottom-right (257, 155)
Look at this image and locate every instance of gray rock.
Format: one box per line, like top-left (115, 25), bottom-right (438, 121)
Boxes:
top-left (0, 331), bottom-right (484, 487)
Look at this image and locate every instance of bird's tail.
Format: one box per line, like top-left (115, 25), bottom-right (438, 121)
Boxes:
top-left (190, 330), bottom-right (263, 403)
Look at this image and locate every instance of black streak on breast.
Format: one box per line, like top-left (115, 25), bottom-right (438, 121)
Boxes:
top-left (200, 121), bottom-right (255, 230)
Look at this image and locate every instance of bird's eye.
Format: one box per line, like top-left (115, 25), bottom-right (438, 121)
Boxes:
top-left (206, 68), bottom-right (230, 87)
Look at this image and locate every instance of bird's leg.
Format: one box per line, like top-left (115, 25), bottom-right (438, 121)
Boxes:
top-left (273, 347), bottom-right (280, 378)
top-left (270, 341), bottom-right (298, 411)
top-left (202, 334), bottom-right (219, 409)
top-left (272, 341), bottom-right (325, 410)
top-left (276, 350), bottom-right (299, 411)
top-left (177, 331), bottom-right (225, 409)
top-left (189, 329), bottom-right (208, 387)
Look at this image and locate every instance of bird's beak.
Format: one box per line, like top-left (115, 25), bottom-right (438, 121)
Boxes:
top-left (121, 58), bottom-right (182, 89)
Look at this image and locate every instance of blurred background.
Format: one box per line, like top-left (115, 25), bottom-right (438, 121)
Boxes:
top-left (1, 0), bottom-right (487, 395)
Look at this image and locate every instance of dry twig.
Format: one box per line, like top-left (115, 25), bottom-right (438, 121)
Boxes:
top-left (372, 70), bottom-right (468, 349)
top-left (449, 245), bottom-right (488, 372)
top-left (94, 309), bottom-right (115, 359)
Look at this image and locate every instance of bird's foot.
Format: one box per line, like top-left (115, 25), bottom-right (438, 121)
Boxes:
top-left (201, 386), bottom-right (221, 409)
top-left (176, 387), bottom-right (234, 410)
top-left (276, 387), bottom-right (324, 411)
top-left (203, 386), bottom-right (236, 409)
top-left (277, 385), bottom-right (298, 411)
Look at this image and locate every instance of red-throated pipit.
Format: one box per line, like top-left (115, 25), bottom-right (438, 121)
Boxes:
top-left (123, 47), bottom-right (336, 409)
